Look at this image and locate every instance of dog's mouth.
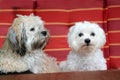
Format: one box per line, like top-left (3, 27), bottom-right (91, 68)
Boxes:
top-left (86, 43), bottom-right (90, 46)
top-left (81, 44), bottom-right (95, 51)
top-left (77, 44), bottom-right (95, 56)
top-left (32, 38), bottom-right (48, 50)
top-left (82, 43), bottom-right (93, 47)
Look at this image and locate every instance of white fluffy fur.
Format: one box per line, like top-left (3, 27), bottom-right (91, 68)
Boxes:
top-left (60, 21), bottom-right (107, 71)
top-left (0, 14), bottom-right (59, 74)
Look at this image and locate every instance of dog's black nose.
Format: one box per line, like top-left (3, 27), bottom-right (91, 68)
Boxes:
top-left (85, 38), bottom-right (90, 44)
top-left (41, 31), bottom-right (47, 36)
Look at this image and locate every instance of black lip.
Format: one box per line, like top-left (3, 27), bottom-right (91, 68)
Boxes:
top-left (82, 43), bottom-right (93, 47)
top-left (86, 43), bottom-right (90, 46)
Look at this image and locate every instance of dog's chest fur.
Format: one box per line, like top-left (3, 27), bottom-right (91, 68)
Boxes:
top-left (64, 49), bottom-right (106, 71)
top-left (23, 50), bottom-right (47, 73)
top-left (0, 49), bottom-right (58, 74)
top-left (23, 50), bottom-right (59, 73)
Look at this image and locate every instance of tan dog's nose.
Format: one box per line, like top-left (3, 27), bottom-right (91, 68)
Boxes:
top-left (41, 31), bottom-right (47, 36)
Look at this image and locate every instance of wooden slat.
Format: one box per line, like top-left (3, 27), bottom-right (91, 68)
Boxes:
top-left (0, 70), bottom-right (120, 80)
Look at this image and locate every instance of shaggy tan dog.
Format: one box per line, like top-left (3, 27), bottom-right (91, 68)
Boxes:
top-left (0, 14), bottom-right (59, 74)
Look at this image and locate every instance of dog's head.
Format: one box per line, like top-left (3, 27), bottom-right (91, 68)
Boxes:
top-left (68, 21), bottom-right (106, 56)
top-left (7, 14), bottom-right (49, 56)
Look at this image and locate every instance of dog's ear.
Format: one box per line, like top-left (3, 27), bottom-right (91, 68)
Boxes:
top-left (8, 27), bottom-right (18, 50)
top-left (8, 27), bottom-right (26, 56)
top-left (68, 26), bottom-right (75, 38)
top-left (20, 27), bottom-right (27, 56)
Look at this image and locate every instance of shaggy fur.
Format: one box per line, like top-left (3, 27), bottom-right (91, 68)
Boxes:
top-left (0, 14), bottom-right (59, 74)
top-left (60, 21), bottom-right (107, 71)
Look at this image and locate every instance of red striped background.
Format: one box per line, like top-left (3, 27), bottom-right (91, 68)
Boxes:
top-left (0, 0), bottom-right (120, 69)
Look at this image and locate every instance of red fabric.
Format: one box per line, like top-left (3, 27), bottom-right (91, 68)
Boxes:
top-left (37, 0), bottom-right (104, 9)
top-left (0, 0), bottom-right (120, 69)
top-left (0, 0), bottom-right (33, 9)
top-left (106, 0), bottom-right (120, 69)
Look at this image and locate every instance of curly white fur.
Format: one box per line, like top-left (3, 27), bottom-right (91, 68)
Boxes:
top-left (0, 14), bottom-right (59, 74)
top-left (60, 21), bottom-right (107, 71)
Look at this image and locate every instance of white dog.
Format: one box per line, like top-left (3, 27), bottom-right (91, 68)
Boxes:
top-left (0, 14), bottom-right (59, 74)
top-left (60, 21), bottom-right (107, 71)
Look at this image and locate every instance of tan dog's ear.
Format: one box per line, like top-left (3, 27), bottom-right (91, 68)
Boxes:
top-left (8, 27), bottom-right (26, 56)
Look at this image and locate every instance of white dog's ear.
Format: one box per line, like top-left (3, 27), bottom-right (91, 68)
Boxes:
top-left (67, 25), bottom-right (76, 49)
top-left (8, 27), bottom-right (27, 56)
top-left (98, 26), bottom-right (106, 47)
top-left (68, 22), bottom-right (82, 36)
top-left (93, 23), bottom-right (106, 48)
top-left (68, 26), bottom-right (75, 37)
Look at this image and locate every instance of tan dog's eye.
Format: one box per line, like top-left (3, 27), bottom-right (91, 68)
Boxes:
top-left (30, 28), bottom-right (35, 31)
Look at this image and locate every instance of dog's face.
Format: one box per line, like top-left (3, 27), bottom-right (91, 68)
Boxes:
top-left (23, 19), bottom-right (49, 51)
top-left (68, 21), bottom-right (106, 56)
top-left (8, 14), bottom-right (49, 56)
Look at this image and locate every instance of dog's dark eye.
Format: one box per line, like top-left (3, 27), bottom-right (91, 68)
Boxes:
top-left (91, 32), bottom-right (95, 36)
top-left (78, 33), bottom-right (83, 37)
top-left (30, 28), bottom-right (35, 31)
